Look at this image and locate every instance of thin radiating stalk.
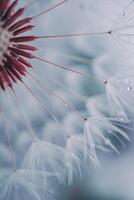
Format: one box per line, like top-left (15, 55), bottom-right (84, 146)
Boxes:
top-left (31, 0), bottom-right (69, 19)
top-left (28, 72), bottom-right (87, 121)
top-left (34, 56), bottom-right (106, 83)
top-left (0, 102), bottom-right (17, 172)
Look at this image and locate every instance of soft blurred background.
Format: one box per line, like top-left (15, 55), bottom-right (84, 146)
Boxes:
top-left (1, 0), bottom-right (134, 200)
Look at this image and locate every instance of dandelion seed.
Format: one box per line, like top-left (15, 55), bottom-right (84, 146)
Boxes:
top-left (84, 119), bottom-right (99, 168)
top-left (84, 117), bottom-right (131, 162)
top-left (40, 1), bottom-right (134, 53)
top-left (0, 170), bottom-right (43, 200)
top-left (22, 139), bottom-right (64, 180)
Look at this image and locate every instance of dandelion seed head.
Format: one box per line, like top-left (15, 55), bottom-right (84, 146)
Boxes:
top-left (84, 116), bottom-right (131, 160)
top-left (0, 0), bottom-right (134, 197)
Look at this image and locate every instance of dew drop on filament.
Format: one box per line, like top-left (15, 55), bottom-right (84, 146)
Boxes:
top-left (127, 85), bottom-right (132, 91)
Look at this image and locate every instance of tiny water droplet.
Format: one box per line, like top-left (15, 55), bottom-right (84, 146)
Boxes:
top-left (90, 154), bottom-right (94, 160)
top-left (127, 86), bottom-right (132, 91)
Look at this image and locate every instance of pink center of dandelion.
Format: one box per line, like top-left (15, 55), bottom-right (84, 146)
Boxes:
top-left (0, 0), bottom-right (38, 91)
top-left (0, 0), bottom-right (71, 92)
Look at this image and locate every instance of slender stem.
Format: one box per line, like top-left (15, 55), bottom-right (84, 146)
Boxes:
top-left (24, 0), bottom-right (33, 9)
top-left (21, 80), bottom-right (77, 136)
top-left (34, 56), bottom-right (106, 83)
top-left (11, 89), bottom-right (36, 140)
top-left (29, 72), bottom-right (86, 120)
top-left (32, 0), bottom-right (69, 19)
top-left (32, 67), bottom-right (87, 102)
top-left (37, 31), bottom-right (109, 39)
top-left (0, 106), bottom-right (17, 172)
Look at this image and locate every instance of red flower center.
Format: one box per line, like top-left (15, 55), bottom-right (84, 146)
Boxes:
top-left (0, 0), bottom-right (37, 91)
top-left (0, 0), bottom-right (69, 91)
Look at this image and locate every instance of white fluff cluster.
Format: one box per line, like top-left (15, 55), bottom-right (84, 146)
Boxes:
top-left (0, 0), bottom-right (134, 200)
